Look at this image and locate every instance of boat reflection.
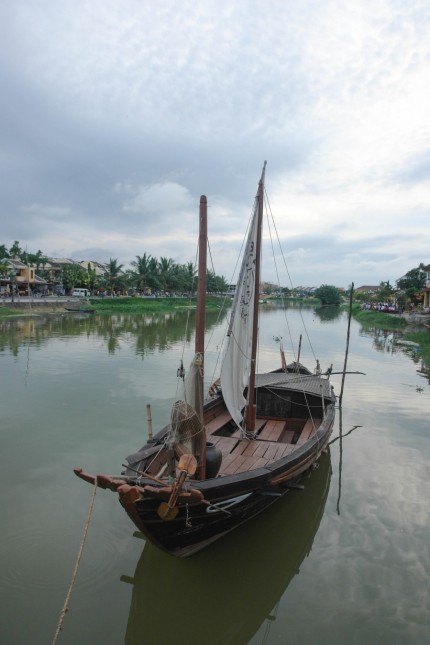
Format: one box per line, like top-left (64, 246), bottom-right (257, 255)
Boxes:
top-left (122, 452), bottom-right (332, 645)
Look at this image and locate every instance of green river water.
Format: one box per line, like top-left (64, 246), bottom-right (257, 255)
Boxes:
top-left (0, 305), bottom-right (429, 644)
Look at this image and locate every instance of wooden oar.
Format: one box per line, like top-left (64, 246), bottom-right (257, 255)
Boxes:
top-left (157, 454), bottom-right (197, 521)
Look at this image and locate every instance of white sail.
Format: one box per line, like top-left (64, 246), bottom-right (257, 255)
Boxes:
top-left (220, 197), bottom-right (260, 427)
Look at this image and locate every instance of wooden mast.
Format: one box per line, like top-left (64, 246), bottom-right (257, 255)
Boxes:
top-left (193, 195), bottom-right (207, 478)
top-left (195, 195), bottom-right (207, 365)
top-left (245, 161), bottom-right (266, 433)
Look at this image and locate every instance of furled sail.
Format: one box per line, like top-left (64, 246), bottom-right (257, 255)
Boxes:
top-left (220, 196), bottom-right (260, 427)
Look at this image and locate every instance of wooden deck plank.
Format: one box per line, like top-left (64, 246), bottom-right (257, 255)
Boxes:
top-left (219, 454), bottom-right (248, 475)
top-left (296, 418), bottom-right (321, 445)
top-left (277, 443), bottom-right (296, 458)
top-left (233, 439), bottom-right (262, 457)
top-left (252, 457), bottom-right (270, 469)
top-left (259, 419), bottom-right (286, 442)
top-left (260, 442), bottom-right (281, 461)
top-left (205, 410), bottom-right (233, 435)
top-left (281, 429), bottom-right (296, 444)
top-left (212, 436), bottom-right (238, 453)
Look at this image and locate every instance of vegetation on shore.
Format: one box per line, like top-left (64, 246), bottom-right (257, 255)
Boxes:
top-left (90, 295), bottom-right (227, 313)
top-left (0, 295), bottom-right (228, 317)
top-left (350, 303), bottom-right (430, 366)
top-left (402, 330), bottom-right (430, 366)
top-left (350, 303), bottom-right (407, 330)
top-left (0, 307), bottom-right (22, 317)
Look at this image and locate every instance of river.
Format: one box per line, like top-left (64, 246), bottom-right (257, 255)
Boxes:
top-left (0, 304), bottom-right (429, 644)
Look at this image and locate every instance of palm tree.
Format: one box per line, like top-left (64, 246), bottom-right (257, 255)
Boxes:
top-left (0, 244), bottom-right (9, 260)
top-left (157, 257), bottom-right (175, 294)
top-left (184, 262), bottom-right (196, 294)
top-left (9, 240), bottom-right (22, 258)
top-left (130, 253), bottom-right (153, 294)
top-left (104, 258), bottom-right (125, 295)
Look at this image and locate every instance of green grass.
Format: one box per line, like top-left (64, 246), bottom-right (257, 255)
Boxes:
top-left (350, 304), bottom-right (407, 330)
top-left (88, 295), bottom-right (226, 313)
top-left (403, 330), bottom-right (430, 365)
top-left (351, 303), bottom-right (430, 366)
top-left (0, 306), bottom-right (23, 317)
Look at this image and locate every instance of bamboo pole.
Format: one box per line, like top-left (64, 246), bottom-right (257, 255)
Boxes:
top-left (339, 283), bottom-right (354, 406)
top-left (146, 404), bottom-right (153, 441)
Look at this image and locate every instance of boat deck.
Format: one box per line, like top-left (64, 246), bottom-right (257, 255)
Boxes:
top-left (206, 415), bottom-right (322, 476)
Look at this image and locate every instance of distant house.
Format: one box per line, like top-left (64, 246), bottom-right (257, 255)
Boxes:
top-left (355, 285), bottom-right (380, 296)
top-left (1, 257), bottom-right (47, 294)
top-left (77, 260), bottom-right (109, 276)
top-left (43, 257), bottom-right (82, 287)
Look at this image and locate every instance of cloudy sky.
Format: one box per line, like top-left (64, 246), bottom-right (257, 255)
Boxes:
top-left (1, 0), bottom-right (429, 288)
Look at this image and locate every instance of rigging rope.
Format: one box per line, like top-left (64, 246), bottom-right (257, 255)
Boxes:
top-left (52, 478), bottom-right (98, 645)
top-left (264, 188), bottom-right (318, 363)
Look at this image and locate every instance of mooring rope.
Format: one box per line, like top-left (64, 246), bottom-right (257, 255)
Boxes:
top-left (52, 478), bottom-right (98, 645)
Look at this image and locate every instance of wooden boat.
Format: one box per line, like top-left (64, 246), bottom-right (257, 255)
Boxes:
top-left (75, 162), bottom-right (336, 556)
top-left (122, 451), bottom-right (332, 644)
top-left (64, 302), bottom-right (95, 314)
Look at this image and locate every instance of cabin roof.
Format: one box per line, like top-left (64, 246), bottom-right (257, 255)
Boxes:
top-left (255, 372), bottom-right (333, 398)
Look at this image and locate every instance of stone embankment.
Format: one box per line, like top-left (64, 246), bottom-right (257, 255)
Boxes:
top-left (0, 299), bottom-right (75, 315)
top-left (400, 312), bottom-right (430, 325)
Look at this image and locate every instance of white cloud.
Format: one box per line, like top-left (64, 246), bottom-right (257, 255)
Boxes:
top-left (1, 0), bottom-right (429, 287)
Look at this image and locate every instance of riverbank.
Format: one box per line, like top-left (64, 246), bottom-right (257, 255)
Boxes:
top-left (0, 295), bottom-right (228, 317)
top-left (350, 304), bottom-right (430, 366)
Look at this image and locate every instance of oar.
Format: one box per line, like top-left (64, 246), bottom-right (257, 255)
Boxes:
top-left (157, 454), bottom-right (197, 521)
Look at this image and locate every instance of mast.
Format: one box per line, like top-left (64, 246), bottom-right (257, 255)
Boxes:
top-left (195, 196), bottom-right (207, 365)
top-left (193, 195), bottom-right (207, 478)
top-left (244, 161), bottom-right (266, 433)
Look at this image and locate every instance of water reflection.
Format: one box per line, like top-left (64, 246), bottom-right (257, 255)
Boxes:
top-left (313, 305), bottom-right (343, 322)
top-left (122, 453), bottom-right (331, 645)
top-left (0, 308), bottom-right (227, 357)
top-left (416, 360), bottom-right (430, 385)
top-left (357, 325), bottom-right (426, 371)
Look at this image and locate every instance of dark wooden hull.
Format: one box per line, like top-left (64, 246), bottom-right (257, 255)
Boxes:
top-left (75, 371), bottom-right (336, 556)
top-left (123, 451), bottom-right (332, 643)
top-left (119, 392), bottom-right (335, 556)
top-left (122, 445), bottom-right (334, 557)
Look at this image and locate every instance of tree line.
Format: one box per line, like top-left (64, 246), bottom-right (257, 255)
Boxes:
top-left (0, 241), bottom-right (229, 295)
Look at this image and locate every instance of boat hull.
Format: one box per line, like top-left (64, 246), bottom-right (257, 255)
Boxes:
top-left (118, 407), bottom-right (335, 556)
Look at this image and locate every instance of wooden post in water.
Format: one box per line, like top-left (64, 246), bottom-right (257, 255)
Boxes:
top-left (146, 404), bottom-right (153, 441)
top-left (339, 283), bottom-right (354, 406)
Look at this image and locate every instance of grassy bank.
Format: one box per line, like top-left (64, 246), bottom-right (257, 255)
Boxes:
top-left (351, 303), bottom-right (430, 366)
top-left (350, 304), bottom-right (407, 330)
top-left (402, 330), bottom-right (430, 365)
top-left (0, 306), bottom-right (23, 317)
top-left (89, 295), bottom-right (227, 313)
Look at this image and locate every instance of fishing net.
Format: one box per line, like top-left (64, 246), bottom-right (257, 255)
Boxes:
top-left (170, 400), bottom-right (203, 453)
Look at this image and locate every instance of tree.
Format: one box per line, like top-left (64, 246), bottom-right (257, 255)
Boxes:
top-left (9, 240), bottom-right (22, 258)
top-left (104, 258), bottom-right (125, 294)
top-left (206, 269), bottom-right (228, 294)
top-left (157, 257), bottom-right (175, 293)
top-left (396, 264), bottom-right (425, 304)
top-left (0, 244), bottom-right (9, 260)
top-left (314, 285), bottom-right (342, 305)
top-left (376, 280), bottom-right (396, 302)
top-left (27, 250), bottom-right (48, 272)
top-left (62, 264), bottom-right (87, 293)
top-left (86, 263), bottom-right (98, 293)
top-left (0, 259), bottom-right (9, 277)
top-left (184, 262), bottom-right (196, 293)
top-left (130, 253), bottom-right (153, 293)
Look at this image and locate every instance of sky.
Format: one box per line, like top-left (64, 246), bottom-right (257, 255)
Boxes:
top-left (1, 0), bottom-right (429, 289)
